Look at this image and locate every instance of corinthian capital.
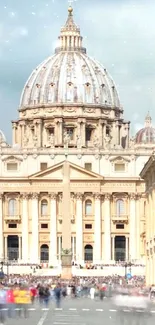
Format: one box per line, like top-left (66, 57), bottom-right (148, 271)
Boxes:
top-left (58, 193), bottom-right (63, 201)
top-left (49, 192), bottom-right (57, 200)
top-left (93, 193), bottom-right (101, 200)
top-left (31, 193), bottom-right (39, 200)
top-left (20, 193), bottom-right (29, 200)
top-left (104, 193), bottom-right (111, 200)
top-left (75, 193), bottom-right (83, 200)
top-left (129, 193), bottom-right (136, 200)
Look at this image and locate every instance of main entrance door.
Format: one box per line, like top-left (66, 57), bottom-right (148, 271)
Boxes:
top-left (84, 245), bottom-right (93, 262)
top-left (7, 235), bottom-right (19, 261)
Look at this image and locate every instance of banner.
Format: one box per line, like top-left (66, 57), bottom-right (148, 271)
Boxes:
top-left (13, 289), bottom-right (31, 304)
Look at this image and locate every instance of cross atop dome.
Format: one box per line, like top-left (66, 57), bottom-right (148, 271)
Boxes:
top-left (55, 5), bottom-right (86, 54)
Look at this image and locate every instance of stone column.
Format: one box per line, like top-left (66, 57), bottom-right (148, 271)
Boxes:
top-left (31, 193), bottom-right (39, 263)
top-left (35, 119), bottom-right (42, 147)
top-left (126, 236), bottom-right (129, 261)
top-left (99, 120), bottom-right (103, 147)
top-left (49, 193), bottom-right (57, 265)
top-left (72, 237), bottom-right (75, 260)
top-left (4, 236), bottom-right (7, 260)
top-left (58, 237), bottom-right (61, 261)
top-left (21, 193), bottom-right (29, 263)
top-left (94, 193), bottom-right (101, 263)
top-left (112, 236), bottom-right (115, 261)
top-left (104, 194), bottom-right (111, 262)
top-left (0, 194), bottom-right (4, 259)
top-left (76, 193), bottom-right (83, 263)
top-left (59, 120), bottom-right (63, 145)
top-left (18, 236), bottom-right (22, 260)
top-left (81, 121), bottom-right (86, 146)
top-left (129, 193), bottom-right (136, 261)
top-left (136, 194), bottom-right (141, 259)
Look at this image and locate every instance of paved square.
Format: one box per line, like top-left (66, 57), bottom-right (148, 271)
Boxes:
top-left (4, 298), bottom-right (155, 325)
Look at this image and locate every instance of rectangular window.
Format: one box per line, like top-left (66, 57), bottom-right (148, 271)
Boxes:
top-left (86, 129), bottom-right (92, 141)
top-left (67, 128), bottom-right (74, 140)
top-left (41, 223), bottom-right (48, 229)
top-left (40, 163), bottom-right (47, 171)
top-left (7, 163), bottom-right (18, 171)
top-left (8, 223), bottom-right (17, 228)
top-left (116, 224), bottom-right (124, 229)
top-left (48, 128), bottom-right (54, 135)
top-left (106, 126), bottom-right (110, 136)
top-left (85, 224), bottom-right (92, 229)
top-left (84, 163), bottom-right (92, 171)
top-left (114, 163), bottom-right (125, 172)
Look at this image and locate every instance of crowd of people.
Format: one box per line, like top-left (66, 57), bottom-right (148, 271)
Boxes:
top-left (0, 272), bottom-right (149, 323)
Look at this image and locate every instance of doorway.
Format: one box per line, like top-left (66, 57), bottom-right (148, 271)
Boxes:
top-left (40, 244), bottom-right (49, 262)
top-left (115, 236), bottom-right (126, 261)
top-left (7, 235), bottom-right (19, 261)
top-left (84, 244), bottom-right (93, 262)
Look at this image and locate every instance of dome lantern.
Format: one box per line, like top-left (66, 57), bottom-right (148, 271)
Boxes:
top-left (55, 7), bottom-right (86, 54)
top-left (144, 111), bottom-right (152, 128)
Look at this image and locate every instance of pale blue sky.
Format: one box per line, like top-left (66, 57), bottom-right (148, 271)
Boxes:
top-left (0, 0), bottom-right (155, 142)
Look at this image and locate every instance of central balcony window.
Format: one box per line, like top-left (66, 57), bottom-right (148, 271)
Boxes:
top-left (67, 128), bottom-right (74, 141)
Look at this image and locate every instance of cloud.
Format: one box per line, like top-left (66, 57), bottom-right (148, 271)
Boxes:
top-left (10, 27), bottom-right (29, 38)
top-left (0, 0), bottom-right (155, 141)
top-left (134, 123), bottom-right (144, 133)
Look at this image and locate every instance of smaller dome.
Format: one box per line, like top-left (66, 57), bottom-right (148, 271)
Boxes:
top-left (135, 113), bottom-right (155, 144)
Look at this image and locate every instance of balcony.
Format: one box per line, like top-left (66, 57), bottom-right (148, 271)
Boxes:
top-left (112, 214), bottom-right (129, 224)
top-left (4, 215), bottom-right (21, 222)
top-left (39, 214), bottom-right (50, 220)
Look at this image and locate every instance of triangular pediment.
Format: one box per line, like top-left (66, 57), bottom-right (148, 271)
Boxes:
top-left (29, 160), bottom-right (103, 181)
top-left (109, 156), bottom-right (130, 163)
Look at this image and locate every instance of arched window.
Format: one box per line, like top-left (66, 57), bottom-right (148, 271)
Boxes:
top-left (116, 199), bottom-right (124, 216)
top-left (40, 244), bottom-right (49, 262)
top-left (85, 200), bottom-right (92, 215)
top-left (41, 200), bottom-right (48, 216)
top-left (84, 244), bottom-right (93, 262)
top-left (8, 199), bottom-right (16, 216)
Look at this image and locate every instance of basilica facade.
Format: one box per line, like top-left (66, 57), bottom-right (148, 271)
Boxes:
top-left (0, 6), bottom-right (154, 266)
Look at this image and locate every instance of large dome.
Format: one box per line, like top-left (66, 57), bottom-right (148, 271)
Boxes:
top-left (20, 52), bottom-right (120, 108)
top-left (20, 7), bottom-right (120, 109)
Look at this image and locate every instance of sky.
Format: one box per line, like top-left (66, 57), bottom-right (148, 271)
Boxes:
top-left (0, 0), bottom-right (155, 142)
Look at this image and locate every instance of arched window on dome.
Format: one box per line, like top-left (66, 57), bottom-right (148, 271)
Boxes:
top-left (8, 199), bottom-right (17, 217)
top-left (41, 200), bottom-right (48, 216)
top-left (85, 82), bottom-right (92, 103)
top-left (49, 82), bottom-right (56, 102)
top-left (66, 81), bottom-right (74, 102)
top-left (85, 200), bottom-right (92, 216)
top-left (116, 199), bottom-right (124, 217)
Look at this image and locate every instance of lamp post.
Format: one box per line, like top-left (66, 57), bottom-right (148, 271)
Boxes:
top-left (125, 262), bottom-right (128, 279)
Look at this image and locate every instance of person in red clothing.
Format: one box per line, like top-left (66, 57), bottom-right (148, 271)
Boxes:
top-left (30, 286), bottom-right (37, 304)
top-left (6, 285), bottom-right (15, 318)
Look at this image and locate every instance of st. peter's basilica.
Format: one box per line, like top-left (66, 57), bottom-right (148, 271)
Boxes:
top-left (0, 6), bottom-right (154, 267)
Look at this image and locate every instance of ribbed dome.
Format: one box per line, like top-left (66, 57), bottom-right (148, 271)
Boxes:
top-left (20, 7), bottom-right (120, 109)
top-left (20, 52), bottom-right (120, 108)
top-left (135, 113), bottom-right (155, 144)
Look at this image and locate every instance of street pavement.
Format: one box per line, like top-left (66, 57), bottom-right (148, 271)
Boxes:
top-left (5, 297), bottom-right (155, 325)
